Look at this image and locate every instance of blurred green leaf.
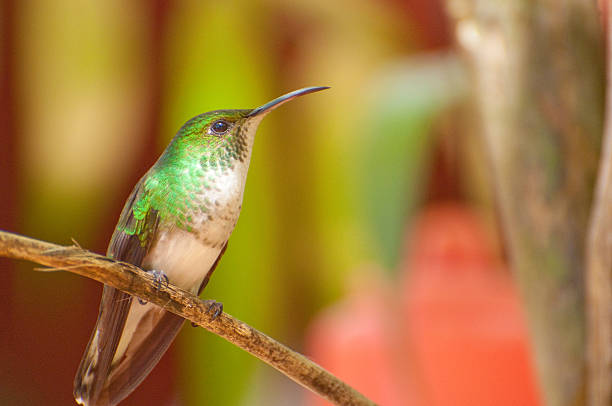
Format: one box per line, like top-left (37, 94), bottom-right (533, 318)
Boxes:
top-left (355, 54), bottom-right (466, 270)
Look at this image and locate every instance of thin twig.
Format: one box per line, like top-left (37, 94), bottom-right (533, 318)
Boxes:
top-left (0, 230), bottom-right (375, 406)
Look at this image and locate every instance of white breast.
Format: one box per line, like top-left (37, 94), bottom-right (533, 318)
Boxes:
top-left (112, 229), bottom-right (224, 363)
top-left (112, 162), bottom-right (249, 364)
top-left (143, 228), bottom-right (224, 292)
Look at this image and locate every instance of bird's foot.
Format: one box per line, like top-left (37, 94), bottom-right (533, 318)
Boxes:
top-left (206, 300), bottom-right (224, 320)
top-left (138, 269), bottom-right (170, 305)
top-left (151, 269), bottom-right (170, 290)
top-left (191, 300), bottom-right (223, 326)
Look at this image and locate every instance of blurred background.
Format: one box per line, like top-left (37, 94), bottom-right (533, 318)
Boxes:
top-left (1, 0), bottom-right (605, 405)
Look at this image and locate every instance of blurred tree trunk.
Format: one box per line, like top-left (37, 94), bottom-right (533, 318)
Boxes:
top-left (586, 2), bottom-right (612, 405)
top-left (444, 1), bottom-right (605, 406)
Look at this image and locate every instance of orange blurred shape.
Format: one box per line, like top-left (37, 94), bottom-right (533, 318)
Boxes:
top-left (305, 203), bottom-right (542, 406)
top-left (305, 276), bottom-right (409, 406)
top-left (403, 204), bottom-right (542, 406)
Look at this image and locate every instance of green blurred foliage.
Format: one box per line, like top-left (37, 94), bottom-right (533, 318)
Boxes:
top-left (355, 55), bottom-right (466, 270)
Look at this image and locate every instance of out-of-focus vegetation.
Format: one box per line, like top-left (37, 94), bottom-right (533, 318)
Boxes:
top-left (1, 0), bottom-right (607, 405)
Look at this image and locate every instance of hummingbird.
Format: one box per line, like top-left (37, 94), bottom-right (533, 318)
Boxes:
top-left (73, 86), bottom-right (329, 406)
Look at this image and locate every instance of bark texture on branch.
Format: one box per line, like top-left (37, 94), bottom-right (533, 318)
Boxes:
top-left (0, 230), bottom-right (375, 406)
top-left (445, 1), bottom-right (605, 405)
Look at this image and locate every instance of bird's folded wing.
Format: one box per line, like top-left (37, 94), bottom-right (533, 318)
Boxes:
top-left (74, 178), bottom-right (161, 406)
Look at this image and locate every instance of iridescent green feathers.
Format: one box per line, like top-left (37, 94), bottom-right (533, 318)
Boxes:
top-left (107, 182), bottom-right (159, 263)
top-left (111, 109), bottom-right (251, 250)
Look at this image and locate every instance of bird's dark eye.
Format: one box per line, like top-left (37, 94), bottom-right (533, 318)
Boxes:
top-left (210, 120), bottom-right (229, 135)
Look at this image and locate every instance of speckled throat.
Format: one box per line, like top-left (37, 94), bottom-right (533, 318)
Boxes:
top-left (131, 110), bottom-right (262, 248)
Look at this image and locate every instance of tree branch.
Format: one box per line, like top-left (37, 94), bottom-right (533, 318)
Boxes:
top-left (0, 230), bottom-right (375, 406)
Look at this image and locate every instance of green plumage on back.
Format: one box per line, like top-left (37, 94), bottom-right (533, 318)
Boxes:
top-left (116, 109), bottom-right (251, 243)
top-left (111, 181), bottom-right (159, 252)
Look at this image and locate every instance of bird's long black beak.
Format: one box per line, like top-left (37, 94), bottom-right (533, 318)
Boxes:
top-left (247, 86), bottom-right (330, 117)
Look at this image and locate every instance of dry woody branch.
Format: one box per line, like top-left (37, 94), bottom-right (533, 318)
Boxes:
top-left (0, 230), bottom-right (375, 406)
